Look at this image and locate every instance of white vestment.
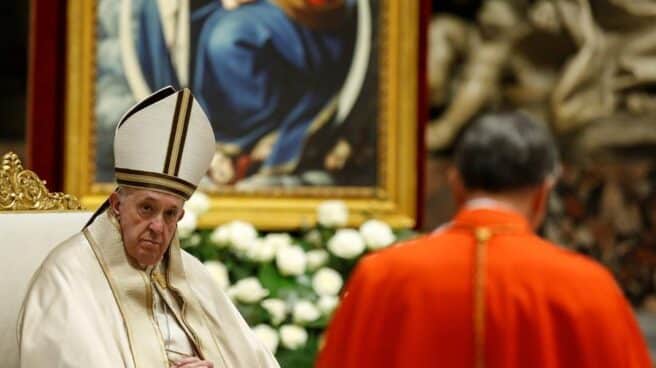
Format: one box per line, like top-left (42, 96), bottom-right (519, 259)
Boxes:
top-left (18, 211), bottom-right (279, 368)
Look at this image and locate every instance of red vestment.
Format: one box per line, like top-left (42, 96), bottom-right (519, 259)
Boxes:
top-left (317, 208), bottom-right (651, 368)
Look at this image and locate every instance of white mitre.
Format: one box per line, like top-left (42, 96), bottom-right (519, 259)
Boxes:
top-left (113, 86), bottom-right (214, 200)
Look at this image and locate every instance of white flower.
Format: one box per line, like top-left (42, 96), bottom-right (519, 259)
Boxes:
top-left (204, 261), bottom-right (230, 290)
top-left (276, 245), bottom-right (307, 276)
top-left (264, 233), bottom-right (293, 249)
top-left (327, 229), bottom-right (365, 259)
top-left (228, 277), bottom-right (269, 304)
top-left (247, 238), bottom-right (276, 262)
top-left (225, 221), bottom-right (258, 253)
top-left (312, 268), bottom-right (343, 296)
top-left (279, 325), bottom-right (308, 350)
top-left (190, 234), bottom-right (202, 246)
top-left (317, 200), bottom-right (348, 227)
top-left (304, 229), bottom-right (322, 247)
top-left (293, 300), bottom-right (321, 324)
top-left (177, 211), bottom-right (197, 238)
top-left (317, 295), bottom-right (339, 316)
top-left (182, 233), bottom-right (202, 248)
top-left (248, 233), bottom-right (292, 262)
top-left (184, 192), bottom-right (210, 216)
top-left (306, 249), bottom-right (329, 271)
top-left (253, 324), bottom-right (279, 354)
top-left (209, 224), bottom-right (231, 248)
top-left (210, 221), bottom-right (257, 253)
top-left (261, 298), bottom-right (288, 325)
top-left (359, 219), bottom-right (396, 250)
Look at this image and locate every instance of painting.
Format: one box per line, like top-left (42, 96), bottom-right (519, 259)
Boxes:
top-left (65, 0), bottom-right (423, 229)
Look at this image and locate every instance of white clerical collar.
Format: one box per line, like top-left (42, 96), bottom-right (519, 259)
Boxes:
top-left (464, 197), bottom-right (522, 215)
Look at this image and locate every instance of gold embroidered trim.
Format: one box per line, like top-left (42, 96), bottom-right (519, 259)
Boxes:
top-left (473, 227), bottom-right (490, 368)
top-left (86, 212), bottom-right (168, 367)
top-left (83, 227), bottom-right (138, 368)
top-left (167, 241), bottom-right (227, 365)
top-left (152, 272), bottom-right (168, 289)
top-left (115, 169), bottom-right (195, 199)
top-left (143, 271), bottom-right (169, 367)
top-left (152, 281), bottom-right (202, 359)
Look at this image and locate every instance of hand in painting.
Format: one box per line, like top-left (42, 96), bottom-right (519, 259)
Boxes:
top-left (324, 138), bottom-right (351, 171)
top-left (221, 0), bottom-right (257, 10)
top-left (208, 150), bottom-right (235, 185)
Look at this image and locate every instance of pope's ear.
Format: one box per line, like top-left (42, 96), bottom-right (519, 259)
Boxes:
top-left (109, 191), bottom-right (121, 216)
top-left (447, 166), bottom-right (467, 207)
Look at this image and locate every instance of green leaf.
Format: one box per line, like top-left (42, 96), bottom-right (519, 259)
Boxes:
top-left (276, 334), bottom-right (319, 368)
top-left (187, 241), bottom-right (220, 262)
top-left (258, 263), bottom-right (297, 298)
top-left (235, 303), bottom-right (268, 326)
top-left (304, 315), bottom-right (329, 329)
top-left (319, 227), bottom-right (336, 244)
top-left (326, 256), bottom-right (358, 276)
top-left (394, 228), bottom-right (418, 241)
top-left (296, 239), bottom-right (313, 251)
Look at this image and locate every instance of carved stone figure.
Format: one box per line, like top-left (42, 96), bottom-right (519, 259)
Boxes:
top-left (427, 0), bottom-right (656, 156)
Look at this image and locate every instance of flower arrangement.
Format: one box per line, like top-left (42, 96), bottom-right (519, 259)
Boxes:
top-left (179, 194), bottom-right (413, 367)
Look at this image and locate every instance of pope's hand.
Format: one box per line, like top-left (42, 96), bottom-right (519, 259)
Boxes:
top-left (171, 356), bottom-right (214, 368)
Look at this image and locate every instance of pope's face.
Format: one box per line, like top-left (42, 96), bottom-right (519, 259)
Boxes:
top-left (110, 188), bottom-right (185, 268)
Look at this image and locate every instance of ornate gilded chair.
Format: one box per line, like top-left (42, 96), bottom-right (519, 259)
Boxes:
top-left (0, 152), bottom-right (92, 368)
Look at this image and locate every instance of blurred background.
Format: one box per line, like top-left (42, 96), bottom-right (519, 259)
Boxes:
top-left (0, 2), bottom-right (28, 160)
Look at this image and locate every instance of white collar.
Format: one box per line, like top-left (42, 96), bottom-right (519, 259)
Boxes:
top-left (464, 197), bottom-right (522, 215)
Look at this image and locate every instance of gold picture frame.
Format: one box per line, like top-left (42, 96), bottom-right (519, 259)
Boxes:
top-left (64, 0), bottom-right (420, 230)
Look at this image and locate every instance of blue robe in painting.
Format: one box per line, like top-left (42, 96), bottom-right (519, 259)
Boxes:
top-left (136, 0), bottom-right (356, 172)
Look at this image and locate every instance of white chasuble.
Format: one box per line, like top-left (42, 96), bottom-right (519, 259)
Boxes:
top-left (18, 211), bottom-right (279, 368)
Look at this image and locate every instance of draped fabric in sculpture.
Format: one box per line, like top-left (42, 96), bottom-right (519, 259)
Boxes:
top-left (427, 0), bottom-right (656, 151)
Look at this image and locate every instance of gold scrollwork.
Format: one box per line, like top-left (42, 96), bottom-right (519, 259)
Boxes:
top-left (0, 152), bottom-right (83, 211)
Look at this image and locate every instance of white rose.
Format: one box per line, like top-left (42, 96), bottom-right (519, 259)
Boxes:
top-left (306, 249), bottom-right (329, 271)
top-left (209, 225), bottom-right (231, 248)
top-left (359, 219), bottom-right (396, 250)
top-left (204, 261), bottom-right (230, 290)
top-left (264, 233), bottom-right (293, 249)
top-left (182, 233), bottom-right (202, 248)
top-left (184, 192), bottom-right (210, 216)
top-left (247, 238), bottom-right (277, 262)
top-left (252, 324), bottom-right (279, 354)
top-left (248, 233), bottom-right (292, 262)
top-left (261, 298), bottom-right (288, 326)
top-left (317, 200), bottom-right (348, 227)
top-left (317, 295), bottom-right (339, 316)
top-left (228, 221), bottom-right (258, 253)
top-left (327, 229), bottom-right (365, 259)
top-left (190, 233), bottom-right (202, 246)
top-left (279, 325), bottom-right (308, 350)
top-left (292, 300), bottom-right (321, 324)
top-left (312, 268), bottom-right (343, 296)
top-left (176, 211), bottom-right (197, 238)
top-left (304, 229), bottom-right (322, 247)
top-left (229, 277), bottom-right (269, 304)
top-left (276, 245), bottom-right (307, 276)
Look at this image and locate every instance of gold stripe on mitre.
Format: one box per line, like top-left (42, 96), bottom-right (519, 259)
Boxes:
top-left (115, 168), bottom-right (195, 199)
top-left (164, 89), bottom-right (193, 177)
